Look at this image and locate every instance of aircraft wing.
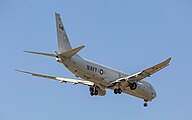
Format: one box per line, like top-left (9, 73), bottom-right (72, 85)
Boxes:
top-left (109, 58), bottom-right (171, 86)
top-left (125, 57), bottom-right (171, 82)
top-left (15, 70), bottom-right (94, 86)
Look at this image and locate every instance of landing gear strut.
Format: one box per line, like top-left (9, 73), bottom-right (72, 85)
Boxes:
top-left (114, 88), bottom-right (122, 94)
top-left (90, 87), bottom-right (98, 96)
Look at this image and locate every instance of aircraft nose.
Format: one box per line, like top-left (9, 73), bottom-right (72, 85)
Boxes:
top-left (151, 91), bottom-right (157, 99)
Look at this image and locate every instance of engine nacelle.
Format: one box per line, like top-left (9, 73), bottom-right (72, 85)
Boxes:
top-left (134, 82), bottom-right (147, 93)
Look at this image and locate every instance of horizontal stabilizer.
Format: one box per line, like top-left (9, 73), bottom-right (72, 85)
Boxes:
top-left (24, 51), bottom-right (56, 57)
top-left (60, 45), bottom-right (85, 58)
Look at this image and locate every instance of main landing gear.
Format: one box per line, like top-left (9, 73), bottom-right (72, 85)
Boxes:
top-left (114, 88), bottom-right (122, 94)
top-left (89, 87), bottom-right (98, 96)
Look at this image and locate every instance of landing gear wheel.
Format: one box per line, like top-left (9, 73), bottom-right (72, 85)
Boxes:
top-left (89, 87), bottom-right (94, 92)
top-left (118, 88), bottom-right (122, 94)
top-left (89, 86), bottom-right (99, 96)
top-left (90, 87), bottom-right (96, 96)
top-left (143, 102), bottom-right (148, 107)
top-left (114, 88), bottom-right (122, 94)
top-left (114, 89), bottom-right (118, 94)
top-left (90, 91), bottom-right (94, 96)
top-left (94, 90), bottom-right (98, 95)
top-left (130, 82), bottom-right (137, 90)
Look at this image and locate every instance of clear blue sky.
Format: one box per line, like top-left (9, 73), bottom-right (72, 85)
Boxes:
top-left (1, 0), bottom-right (192, 119)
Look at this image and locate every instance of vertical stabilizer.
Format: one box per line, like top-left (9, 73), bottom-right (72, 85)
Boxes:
top-left (55, 13), bottom-right (72, 53)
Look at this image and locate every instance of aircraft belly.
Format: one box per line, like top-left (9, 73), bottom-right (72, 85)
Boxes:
top-left (122, 82), bottom-right (151, 100)
top-left (123, 89), bottom-right (146, 100)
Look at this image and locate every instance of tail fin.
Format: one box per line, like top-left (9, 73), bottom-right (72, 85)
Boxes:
top-left (55, 13), bottom-right (72, 53)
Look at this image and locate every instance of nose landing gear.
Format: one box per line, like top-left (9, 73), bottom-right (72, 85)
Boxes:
top-left (143, 102), bottom-right (148, 107)
top-left (143, 99), bottom-right (148, 107)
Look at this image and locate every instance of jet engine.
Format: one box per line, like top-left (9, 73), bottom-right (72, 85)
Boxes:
top-left (134, 82), bottom-right (147, 93)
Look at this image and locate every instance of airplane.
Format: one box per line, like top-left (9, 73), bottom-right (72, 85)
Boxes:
top-left (16, 13), bottom-right (171, 107)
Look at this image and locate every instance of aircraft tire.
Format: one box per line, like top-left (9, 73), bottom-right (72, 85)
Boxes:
top-left (118, 89), bottom-right (122, 94)
top-left (90, 91), bottom-right (94, 96)
top-left (144, 103), bottom-right (148, 107)
top-left (94, 90), bottom-right (98, 95)
top-left (114, 89), bottom-right (118, 94)
top-left (114, 88), bottom-right (122, 94)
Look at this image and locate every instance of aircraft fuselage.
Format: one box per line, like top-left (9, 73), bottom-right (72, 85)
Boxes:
top-left (59, 55), bottom-right (156, 101)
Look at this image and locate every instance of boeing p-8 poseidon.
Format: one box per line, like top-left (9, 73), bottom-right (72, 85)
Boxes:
top-left (16, 13), bottom-right (171, 107)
